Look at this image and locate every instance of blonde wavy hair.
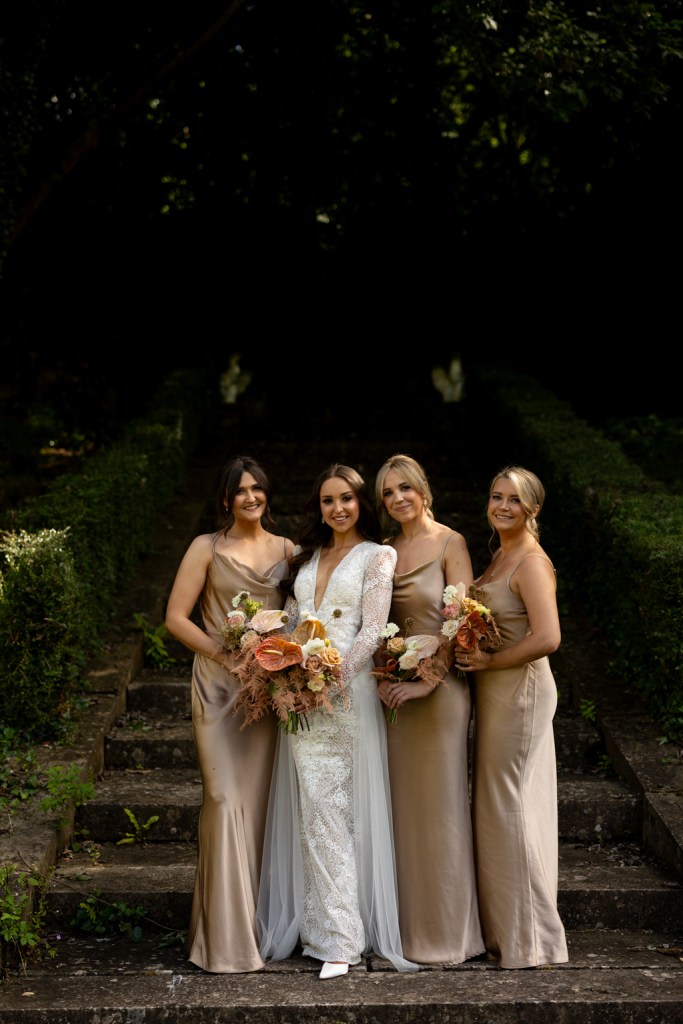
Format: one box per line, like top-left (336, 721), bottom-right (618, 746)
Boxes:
top-left (489, 465), bottom-right (545, 541)
top-left (375, 453), bottom-right (435, 530)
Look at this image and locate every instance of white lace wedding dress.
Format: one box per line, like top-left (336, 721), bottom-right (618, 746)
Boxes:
top-left (256, 541), bottom-right (417, 972)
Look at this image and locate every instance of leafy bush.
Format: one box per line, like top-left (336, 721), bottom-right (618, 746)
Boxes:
top-left (0, 368), bottom-right (217, 742)
top-left (0, 529), bottom-right (89, 740)
top-left (0, 865), bottom-right (54, 977)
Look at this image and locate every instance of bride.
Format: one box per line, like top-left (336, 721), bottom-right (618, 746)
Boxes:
top-left (256, 463), bottom-right (417, 978)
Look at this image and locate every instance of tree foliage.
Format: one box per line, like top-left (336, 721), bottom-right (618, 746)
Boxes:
top-left (1, 1), bottom-right (681, 311)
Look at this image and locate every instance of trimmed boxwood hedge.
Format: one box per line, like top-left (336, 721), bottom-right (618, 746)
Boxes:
top-left (469, 360), bottom-right (683, 743)
top-left (0, 368), bottom-right (219, 741)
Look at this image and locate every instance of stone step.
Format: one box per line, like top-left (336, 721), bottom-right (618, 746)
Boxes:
top-left (557, 773), bottom-right (640, 843)
top-left (104, 724), bottom-right (196, 771)
top-left (4, 929), bottom-right (683, 1023)
top-left (47, 838), bottom-right (683, 934)
top-left (126, 676), bottom-right (588, 722)
top-left (77, 768), bottom-right (201, 844)
top-left (553, 712), bottom-right (606, 770)
top-left (87, 753), bottom-right (639, 844)
top-left (118, 684), bottom-right (610, 770)
top-left (126, 676), bottom-right (190, 716)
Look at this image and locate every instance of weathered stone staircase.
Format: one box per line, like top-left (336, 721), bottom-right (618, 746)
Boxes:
top-left (3, 391), bottom-right (683, 1022)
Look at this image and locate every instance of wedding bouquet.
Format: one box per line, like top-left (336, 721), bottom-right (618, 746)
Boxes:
top-left (440, 582), bottom-right (502, 669)
top-left (371, 619), bottom-right (450, 723)
top-left (233, 610), bottom-right (345, 733)
top-left (220, 590), bottom-right (289, 653)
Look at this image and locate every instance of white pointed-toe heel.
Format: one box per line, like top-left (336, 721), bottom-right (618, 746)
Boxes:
top-left (319, 961), bottom-right (349, 980)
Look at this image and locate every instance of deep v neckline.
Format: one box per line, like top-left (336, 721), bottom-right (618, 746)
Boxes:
top-left (312, 543), bottom-right (364, 613)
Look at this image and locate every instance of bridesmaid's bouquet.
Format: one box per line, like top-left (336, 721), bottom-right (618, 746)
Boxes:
top-left (221, 590), bottom-right (289, 653)
top-left (232, 610), bottom-right (346, 733)
top-left (371, 620), bottom-right (450, 723)
top-left (440, 582), bottom-right (502, 669)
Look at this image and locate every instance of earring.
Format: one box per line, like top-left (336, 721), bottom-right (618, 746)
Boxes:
top-left (423, 499), bottom-right (428, 508)
top-left (321, 515), bottom-right (325, 525)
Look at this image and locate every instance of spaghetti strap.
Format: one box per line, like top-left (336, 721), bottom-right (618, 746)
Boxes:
top-left (439, 533), bottom-right (452, 570)
top-left (508, 552), bottom-right (554, 584)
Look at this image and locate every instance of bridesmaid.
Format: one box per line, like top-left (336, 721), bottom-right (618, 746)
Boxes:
top-left (455, 465), bottom-right (568, 969)
top-left (165, 455), bottom-right (294, 973)
top-left (374, 453), bottom-right (485, 965)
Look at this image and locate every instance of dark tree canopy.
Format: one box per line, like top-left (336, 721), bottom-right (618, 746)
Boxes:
top-left (0, 1), bottom-right (681, 416)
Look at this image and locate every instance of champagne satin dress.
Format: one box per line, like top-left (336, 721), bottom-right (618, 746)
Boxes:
top-left (385, 538), bottom-right (485, 964)
top-left (473, 557), bottom-right (569, 969)
top-left (187, 548), bottom-right (289, 973)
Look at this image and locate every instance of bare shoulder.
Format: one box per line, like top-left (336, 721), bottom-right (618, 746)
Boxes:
top-left (523, 546), bottom-right (555, 570)
top-left (187, 531), bottom-right (218, 554)
top-left (442, 527), bottom-right (468, 551)
top-left (437, 524), bottom-right (470, 562)
top-left (514, 548), bottom-right (556, 587)
top-left (178, 531), bottom-right (217, 569)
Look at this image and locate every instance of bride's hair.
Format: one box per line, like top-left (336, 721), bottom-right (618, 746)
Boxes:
top-left (281, 464), bottom-right (381, 598)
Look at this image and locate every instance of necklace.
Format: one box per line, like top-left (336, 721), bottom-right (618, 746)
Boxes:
top-left (485, 540), bottom-right (538, 583)
top-left (485, 550), bottom-right (506, 583)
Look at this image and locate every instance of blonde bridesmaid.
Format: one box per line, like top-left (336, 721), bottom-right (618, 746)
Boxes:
top-left (374, 453), bottom-right (485, 965)
top-left (455, 465), bottom-right (568, 968)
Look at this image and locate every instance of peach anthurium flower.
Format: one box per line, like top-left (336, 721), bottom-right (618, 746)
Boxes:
top-left (397, 635), bottom-right (440, 671)
top-left (249, 609), bottom-right (288, 634)
top-left (254, 636), bottom-right (303, 671)
top-left (292, 617), bottom-right (326, 644)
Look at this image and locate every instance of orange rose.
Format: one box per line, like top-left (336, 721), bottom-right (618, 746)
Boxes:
top-left (319, 645), bottom-right (342, 668)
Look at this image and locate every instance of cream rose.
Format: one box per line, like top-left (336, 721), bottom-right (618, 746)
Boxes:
top-left (302, 637), bottom-right (325, 659)
top-left (441, 620), bottom-right (460, 640)
top-left (398, 650), bottom-right (420, 671)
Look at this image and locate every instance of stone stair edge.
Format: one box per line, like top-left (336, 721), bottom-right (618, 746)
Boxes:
top-left (3, 950), bottom-right (683, 1024)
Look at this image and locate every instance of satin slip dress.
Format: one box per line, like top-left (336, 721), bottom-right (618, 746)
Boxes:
top-left (187, 547), bottom-right (288, 973)
top-left (472, 555), bottom-right (569, 969)
top-left (385, 535), bottom-right (485, 964)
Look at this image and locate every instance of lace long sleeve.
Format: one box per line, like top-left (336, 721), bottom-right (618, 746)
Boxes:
top-left (283, 594), bottom-right (299, 633)
top-left (342, 546), bottom-right (397, 684)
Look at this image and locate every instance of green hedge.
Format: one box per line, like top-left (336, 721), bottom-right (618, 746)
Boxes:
top-left (0, 529), bottom-right (87, 740)
top-left (0, 368), bottom-right (219, 741)
top-left (470, 361), bottom-right (683, 742)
